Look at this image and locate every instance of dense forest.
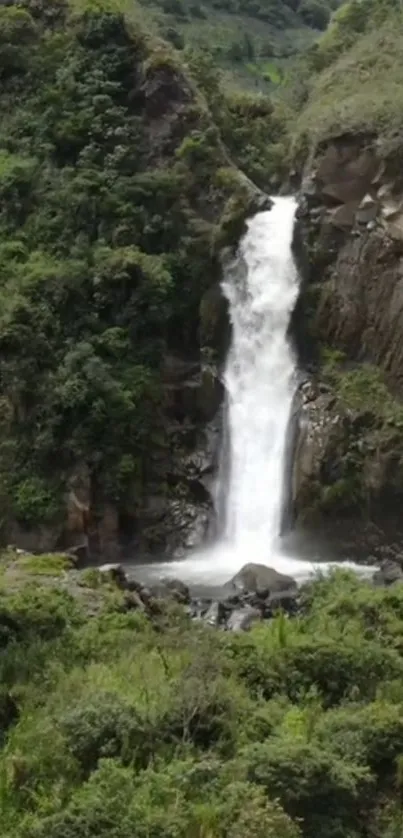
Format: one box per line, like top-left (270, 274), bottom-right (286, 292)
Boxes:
top-left (0, 0), bottom-right (290, 556)
top-left (3, 0), bottom-right (403, 837)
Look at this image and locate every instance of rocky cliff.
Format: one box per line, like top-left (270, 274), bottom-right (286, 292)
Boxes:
top-left (291, 133), bottom-right (403, 558)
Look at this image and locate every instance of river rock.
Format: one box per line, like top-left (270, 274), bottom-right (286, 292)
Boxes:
top-left (373, 560), bottom-right (403, 586)
top-left (227, 563), bottom-right (297, 597)
top-left (266, 589), bottom-right (299, 616)
top-left (149, 577), bottom-right (190, 604)
top-left (227, 605), bottom-right (262, 632)
top-left (98, 563), bottom-right (128, 588)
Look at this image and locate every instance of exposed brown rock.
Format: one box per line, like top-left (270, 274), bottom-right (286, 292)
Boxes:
top-left (293, 133), bottom-right (403, 555)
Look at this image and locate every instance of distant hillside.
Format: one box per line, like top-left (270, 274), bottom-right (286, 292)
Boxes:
top-left (137, 0), bottom-right (340, 90)
top-left (288, 0), bottom-right (403, 159)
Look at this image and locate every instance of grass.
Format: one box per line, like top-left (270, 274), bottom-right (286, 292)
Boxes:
top-left (292, 11), bottom-right (403, 154)
top-left (322, 354), bottom-right (403, 428)
top-left (14, 553), bottom-right (74, 576)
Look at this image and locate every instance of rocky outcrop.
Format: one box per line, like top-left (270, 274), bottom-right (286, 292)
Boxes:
top-left (294, 135), bottom-right (403, 376)
top-left (290, 379), bottom-right (403, 557)
top-left (292, 134), bottom-right (403, 556)
top-left (225, 562), bottom-right (297, 597)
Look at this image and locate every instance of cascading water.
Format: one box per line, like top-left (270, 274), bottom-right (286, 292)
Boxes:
top-left (218, 196), bottom-right (298, 562)
top-left (134, 197), bottom-right (375, 587)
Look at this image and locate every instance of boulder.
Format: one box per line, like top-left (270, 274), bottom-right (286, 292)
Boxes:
top-left (328, 202), bottom-right (358, 230)
top-left (385, 212), bottom-right (403, 242)
top-left (203, 600), bottom-right (225, 627)
top-left (267, 589), bottom-right (299, 615)
top-left (227, 563), bottom-right (297, 597)
top-left (227, 605), bottom-right (261, 632)
top-left (122, 590), bottom-right (146, 611)
top-left (356, 194), bottom-right (378, 225)
top-left (150, 577), bottom-right (190, 604)
top-left (373, 560), bottom-right (403, 586)
top-left (98, 563), bottom-right (128, 589)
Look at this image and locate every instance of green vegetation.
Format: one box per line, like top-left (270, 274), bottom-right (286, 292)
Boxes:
top-left (135, 0), bottom-right (337, 92)
top-left (188, 49), bottom-right (289, 187)
top-left (1, 553), bottom-right (403, 837)
top-left (288, 0), bottom-right (403, 156)
top-left (0, 0), bottom-right (269, 539)
top-left (324, 359), bottom-right (403, 429)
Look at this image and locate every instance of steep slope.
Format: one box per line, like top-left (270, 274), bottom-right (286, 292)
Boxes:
top-left (289, 0), bottom-right (403, 558)
top-left (135, 0), bottom-right (336, 91)
top-left (0, 0), bottom-right (267, 558)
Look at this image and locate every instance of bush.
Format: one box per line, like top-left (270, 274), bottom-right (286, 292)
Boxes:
top-left (316, 701), bottom-right (403, 781)
top-left (229, 631), bottom-right (403, 706)
top-left (238, 738), bottom-right (372, 838)
top-left (59, 692), bottom-right (152, 774)
top-left (0, 586), bottom-right (79, 648)
top-left (299, 0), bottom-right (330, 28)
top-left (23, 758), bottom-right (301, 838)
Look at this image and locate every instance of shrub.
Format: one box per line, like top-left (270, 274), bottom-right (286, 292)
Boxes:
top-left (229, 631), bottom-right (403, 706)
top-left (238, 738), bottom-right (372, 838)
top-left (316, 701), bottom-right (403, 782)
top-left (59, 692), bottom-right (152, 774)
top-left (0, 586), bottom-right (79, 647)
top-left (299, 0), bottom-right (330, 28)
top-left (22, 758), bottom-right (301, 838)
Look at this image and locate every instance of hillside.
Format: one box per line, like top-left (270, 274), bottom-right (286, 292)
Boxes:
top-left (136, 0), bottom-right (338, 90)
top-left (287, 0), bottom-right (403, 157)
top-left (0, 0), bottom-right (278, 559)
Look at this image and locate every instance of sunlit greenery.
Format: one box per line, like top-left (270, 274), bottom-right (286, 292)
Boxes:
top-left (1, 555), bottom-right (403, 837)
top-left (288, 0), bottom-right (403, 155)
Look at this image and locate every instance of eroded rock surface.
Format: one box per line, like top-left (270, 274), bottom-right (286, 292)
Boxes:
top-left (292, 133), bottom-right (403, 555)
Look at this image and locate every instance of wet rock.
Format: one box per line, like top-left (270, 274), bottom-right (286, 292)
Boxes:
top-left (67, 543), bottom-right (89, 566)
top-left (373, 560), bottom-right (403, 586)
top-left (328, 202), bottom-right (358, 230)
top-left (266, 589), bottom-right (299, 616)
top-left (149, 577), bottom-right (190, 604)
top-left (162, 355), bottom-right (200, 383)
top-left (98, 563), bottom-right (128, 589)
top-left (203, 600), bottom-right (225, 627)
top-left (122, 590), bottom-right (146, 611)
top-left (356, 194), bottom-right (378, 225)
top-left (227, 563), bottom-right (297, 597)
top-left (385, 212), bottom-right (403, 242)
top-left (199, 282), bottom-right (230, 359)
top-left (227, 605), bottom-right (261, 632)
top-left (191, 598), bottom-right (212, 620)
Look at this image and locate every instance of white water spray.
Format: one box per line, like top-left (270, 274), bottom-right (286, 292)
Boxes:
top-left (219, 197), bottom-right (298, 559)
top-left (134, 198), bottom-right (375, 586)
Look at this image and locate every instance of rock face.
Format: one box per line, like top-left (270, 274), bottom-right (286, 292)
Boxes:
top-left (227, 563), bottom-right (297, 596)
top-left (294, 135), bottom-right (403, 379)
top-left (292, 133), bottom-right (403, 556)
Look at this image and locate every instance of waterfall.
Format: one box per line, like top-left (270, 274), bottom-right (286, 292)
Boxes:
top-left (217, 197), bottom-right (298, 560)
top-left (134, 198), bottom-right (376, 587)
